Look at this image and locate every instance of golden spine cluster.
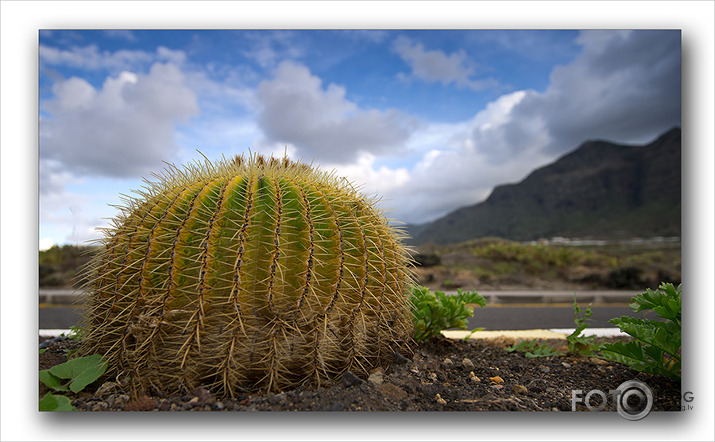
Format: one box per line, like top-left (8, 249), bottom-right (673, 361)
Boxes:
top-left (79, 153), bottom-right (414, 397)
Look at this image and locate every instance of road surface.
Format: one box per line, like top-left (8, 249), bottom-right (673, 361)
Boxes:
top-left (39, 302), bottom-right (653, 331)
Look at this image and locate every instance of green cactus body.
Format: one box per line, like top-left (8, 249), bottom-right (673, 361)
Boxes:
top-left (79, 154), bottom-right (414, 396)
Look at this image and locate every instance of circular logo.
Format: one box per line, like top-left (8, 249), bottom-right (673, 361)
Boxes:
top-left (615, 380), bottom-right (653, 420)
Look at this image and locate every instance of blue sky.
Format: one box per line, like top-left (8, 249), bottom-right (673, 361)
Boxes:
top-left (38, 29), bottom-right (681, 249)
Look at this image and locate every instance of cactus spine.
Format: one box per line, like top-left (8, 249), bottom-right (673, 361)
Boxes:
top-left (79, 153), bottom-right (414, 396)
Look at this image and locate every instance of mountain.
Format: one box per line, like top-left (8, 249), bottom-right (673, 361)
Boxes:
top-left (407, 127), bottom-right (681, 245)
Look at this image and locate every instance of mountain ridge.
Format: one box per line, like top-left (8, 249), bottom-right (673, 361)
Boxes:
top-left (407, 127), bottom-right (681, 245)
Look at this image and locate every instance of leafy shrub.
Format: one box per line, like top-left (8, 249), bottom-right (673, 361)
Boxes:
top-left (412, 252), bottom-right (441, 267)
top-left (600, 282), bottom-right (681, 379)
top-left (605, 266), bottom-right (647, 289)
top-left (409, 286), bottom-right (487, 341)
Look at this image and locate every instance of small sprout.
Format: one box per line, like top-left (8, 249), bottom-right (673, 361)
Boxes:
top-left (505, 340), bottom-right (562, 358)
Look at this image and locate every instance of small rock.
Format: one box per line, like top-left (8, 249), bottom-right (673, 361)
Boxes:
top-left (192, 387), bottom-right (213, 406)
top-left (95, 381), bottom-right (119, 397)
top-left (489, 376), bottom-right (504, 384)
top-left (442, 358), bottom-right (454, 367)
top-left (123, 395), bottom-right (156, 411)
top-left (527, 379), bottom-right (548, 393)
top-left (561, 362), bottom-right (572, 368)
top-left (512, 384), bottom-right (528, 395)
top-left (215, 401), bottom-right (224, 410)
top-left (91, 402), bottom-right (107, 411)
top-left (378, 383), bottom-right (408, 402)
top-left (435, 394), bottom-right (447, 405)
top-left (469, 371), bottom-right (481, 383)
top-left (393, 352), bottom-right (410, 364)
top-left (539, 365), bottom-right (551, 373)
top-left (368, 369), bottom-right (384, 385)
top-left (341, 370), bottom-right (363, 387)
top-left (589, 357), bottom-right (609, 365)
top-left (323, 401), bottom-right (344, 411)
top-left (490, 384), bottom-right (504, 390)
top-left (461, 358), bottom-right (474, 369)
top-left (428, 372), bottom-right (438, 382)
top-left (187, 397), bottom-right (200, 407)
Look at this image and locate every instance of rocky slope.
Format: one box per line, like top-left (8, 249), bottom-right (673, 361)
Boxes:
top-left (408, 127), bottom-right (681, 245)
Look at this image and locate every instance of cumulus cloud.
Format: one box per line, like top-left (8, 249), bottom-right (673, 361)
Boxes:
top-left (256, 61), bottom-right (418, 163)
top-left (40, 62), bottom-right (200, 177)
top-left (392, 36), bottom-right (499, 91)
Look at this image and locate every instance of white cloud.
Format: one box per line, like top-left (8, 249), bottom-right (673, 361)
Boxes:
top-left (103, 30), bottom-right (138, 42)
top-left (242, 31), bottom-right (305, 69)
top-left (39, 44), bottom-right (151, 71)
top-left (256, 61), bottom-right (418, 163)
top-left (39, 44), bottom-right (188, 72)
top-left (392, 36), bottom-right (499, 91)
top-left (156, 46), bottom-right (187, 65)
top-left (327, 152), bottom-right (410, 197)
top-left (40, 62), bottom-right (200, 178)
top-left (39, 237), bottom-right (56, 251)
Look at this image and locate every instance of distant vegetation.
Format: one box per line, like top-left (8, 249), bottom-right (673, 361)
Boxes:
top-left (413, 237), bottom-right (681, 291)
top-left (39, 245), bottom-right (96, 288)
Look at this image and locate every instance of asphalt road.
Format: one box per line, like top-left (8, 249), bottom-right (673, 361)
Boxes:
top-left (39, 303), bottom-right (655, 331)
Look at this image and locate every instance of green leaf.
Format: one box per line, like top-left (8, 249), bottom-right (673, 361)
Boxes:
top-left (39, 393), bottom-right (76, 411)
top-left (48, 354), bottom-right (108, 393)
top-left (409, 286), bottom-right (487, 341)
top-left (39, 369), bottom-right (68, 392)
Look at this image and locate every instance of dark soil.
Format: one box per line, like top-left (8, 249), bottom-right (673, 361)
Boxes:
top-left (39, 335), bottom-right (681, 412)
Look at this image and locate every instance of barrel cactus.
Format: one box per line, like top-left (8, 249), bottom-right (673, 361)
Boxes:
top-left (78, 153), bottom-right (415, 397)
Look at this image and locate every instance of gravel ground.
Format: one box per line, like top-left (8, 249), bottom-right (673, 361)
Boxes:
top-left (39, 334), bottom-right (680, 413)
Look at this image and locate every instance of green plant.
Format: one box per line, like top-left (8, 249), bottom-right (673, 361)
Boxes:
top-left (409, 286), bottom-right (486, 341)
top-left (566, 298), bottom-right (600, 356)
top-left (77, 153), bottom-right (414, 397)
top-left (600, 282), bottom-right (681, 379)
top-left (505, 340), bottom-right (562, 358)
top-left (39, 354), bottom-right (108, 411)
